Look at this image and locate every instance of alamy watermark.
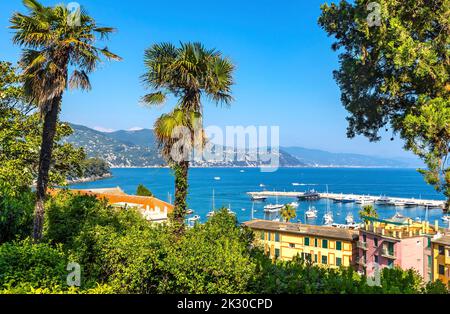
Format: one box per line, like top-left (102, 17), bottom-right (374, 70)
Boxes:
top-left (168, 125), bottom-right (280, 172)
top-left (367, 2), bottom-right (381, 27)
top-left (67, 2), bottom-right (81, 27)
top-left (66, 262), bottom-right (81, 287)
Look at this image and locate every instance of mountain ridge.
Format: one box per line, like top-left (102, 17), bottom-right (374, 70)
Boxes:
top-left (63, 123), bottom-right (420, 168)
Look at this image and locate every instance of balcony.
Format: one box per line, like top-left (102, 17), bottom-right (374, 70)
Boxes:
top-left (357, 258), bottom-right (367, 266)
top-left (381, 248), bottom-right (396, 259)
top-left (357, 241), bottom-right (368, 250)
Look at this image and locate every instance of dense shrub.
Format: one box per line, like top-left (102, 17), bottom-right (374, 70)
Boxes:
top-left (0, 188), bottom-right (34, 244)
top-left (158, 210), bottom-right (257, 293)
top-left (0, 239), bottom-right (68, 293)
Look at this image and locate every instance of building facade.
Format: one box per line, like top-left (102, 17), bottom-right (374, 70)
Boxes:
top-left (244, 220), bottom-right (359, 268)
top-left (358, 214), bottom-right (437, 282)
top-left (432, 234), bottom-right (450, 287)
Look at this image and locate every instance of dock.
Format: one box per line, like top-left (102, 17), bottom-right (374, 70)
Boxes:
top-left (247, 191), bottom-right (446, 208)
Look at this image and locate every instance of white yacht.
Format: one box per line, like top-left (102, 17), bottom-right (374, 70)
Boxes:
top-left (206, 211), bottom-right (215, 218)
top-left (264, 195), bottom-right (283, 213)
top-left (187, 215), bottom-right (200, 222)
top-left (186, 209), bottom-right (194, 215)
top-left (305, 206), bottom-right (318, 219)
top-left (442, 215), bottom-right (450, 222)
top-left (288, 201), bottom-right (299, 208)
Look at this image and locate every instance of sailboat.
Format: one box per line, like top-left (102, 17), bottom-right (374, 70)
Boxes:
top-left (305, 206), bottom-right (318, 219)
top-left (207, 189), bottom-right (216, 218)
top-left (345, 212), bottom-right (354, 224)
top-left (323, 185), bottom-right (334, 225)
top-left (264, 195), bottom-right (283, 213)
top-left (187, 215), bottom-right (200, 222)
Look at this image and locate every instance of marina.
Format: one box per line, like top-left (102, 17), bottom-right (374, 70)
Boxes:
top-left (247, 191), bottom-right (445, 209)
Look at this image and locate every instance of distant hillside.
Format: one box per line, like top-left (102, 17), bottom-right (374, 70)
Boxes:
top-left (282, 146), bottom-right (421, 168)
top-left (63, 124), bottom-right (305, 168)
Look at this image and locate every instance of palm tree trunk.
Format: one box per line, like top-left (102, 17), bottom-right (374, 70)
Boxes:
top-left (33, 97), bottom-right (61, 241)
top-left (172, 160), bottom-right (189, 234)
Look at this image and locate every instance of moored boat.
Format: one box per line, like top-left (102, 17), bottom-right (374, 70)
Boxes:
top-left (305, 206), bottom-right (318, 219)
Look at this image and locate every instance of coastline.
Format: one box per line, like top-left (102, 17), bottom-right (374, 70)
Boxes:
top-left (67, 173), bottom-right (113, 184)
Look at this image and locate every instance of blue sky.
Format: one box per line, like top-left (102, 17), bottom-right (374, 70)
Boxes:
top-left (0, 0), bottom-right (413, 158)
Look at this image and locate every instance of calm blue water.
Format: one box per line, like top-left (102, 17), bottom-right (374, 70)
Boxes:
top-left (70, 168), bottom-right (449, 227)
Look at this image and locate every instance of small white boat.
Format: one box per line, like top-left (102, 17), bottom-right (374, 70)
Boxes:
top-left (186, 209), bottom-right (194, 215)
top-left (214, 177), bottom-right (221, 181)
top-left (187, 215), bottom-right (200, 222)
top-left (305, 206), bottom-right (318, 219)
top-left (404, 199), bottom-right (419, 207)
top-left (264, 195), bottom-right (283, 213)
top-left (264, 204), bottom-right (284, 213)
top-left (206, 211), bottom-right (215, 218)
top-left (259, 183), bottom-right (265, 187)
top-left (251, 195), bottom-right (267, 201)
top-left (323, 212), bottom-right (334, 225)
top-left (356, 197), bottom-right (374, 205)
top-left (376, 196), bottom-right (391, 204)
top-left (288, 201), bottom-right (299, 208)
top-left (240, 170), bottom-right (245, 173)
top-left (292, 183), bottom-right (301, 186)
top-left (442, 215), bottom-right (450, 222)
top-left (226, 205), bottom-right (236, 216)
top-left (392, 200), bottom-right (406, 207)
top-left (345, 213), bottom-right (354, 224)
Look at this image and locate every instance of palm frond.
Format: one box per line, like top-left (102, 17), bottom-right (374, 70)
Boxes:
top-left (69, 70), bottom-right (91, 90)
top-left (141, 92), bottom-right (166, 106)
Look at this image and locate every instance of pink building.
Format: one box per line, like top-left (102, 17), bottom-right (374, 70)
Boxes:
top-left (357, 214), bottom-right (437, 282)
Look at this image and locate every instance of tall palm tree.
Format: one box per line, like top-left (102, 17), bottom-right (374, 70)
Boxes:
top-left (10, 0), bottom-right (121, 240)
top-left (359, 204), bottom-right (379, 223)
top-left (280, 204), bottom-right (297, 223)
top-left (142, 42), bottom-right (234, 233)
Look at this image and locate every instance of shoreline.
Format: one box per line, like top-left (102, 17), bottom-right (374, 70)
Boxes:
top-left (67, 173), bottom-right (113, 184)
top-left (105, 165), bottom-right (419, 170)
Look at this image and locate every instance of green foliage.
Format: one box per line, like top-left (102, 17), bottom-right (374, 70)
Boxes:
top-left (402, 97), bottom-right (450, 210)
top-left (0, 188), bottom-right (34, 244)
top-left (359, 204), bottom-right (379, 222)
top-left (75, 157), bottom-right (111, 180)
top-left (319, 0), bottom-right (450, 204)
top-left (280, 204), bottom-right (297, 222)
top-left (0, 239), bottom-right (68, 293)
top-left (136, 184), bottom-right (153, 197)
top-left (159, 209), bottom-right (256, 293)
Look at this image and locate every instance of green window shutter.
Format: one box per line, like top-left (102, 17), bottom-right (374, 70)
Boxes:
top-left (322, 239), bottom-right (328, 249)
top-left (336, 257), bottom-right (342, 266)
top-left (336, 241), bottom-right (342, 251)
top-left (304, 237), bottom-right (310, 246)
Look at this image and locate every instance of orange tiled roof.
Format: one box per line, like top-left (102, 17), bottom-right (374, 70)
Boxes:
top-left (51, 187), bottom-right (174, 213)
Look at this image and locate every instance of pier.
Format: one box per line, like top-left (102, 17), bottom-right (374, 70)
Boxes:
top-left (247, 191), bottom-right (446, 208)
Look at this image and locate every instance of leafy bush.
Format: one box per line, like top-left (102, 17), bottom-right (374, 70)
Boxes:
top-left (136, 184), bottom-right (153, 197)
top-left (0, 188), bottom-right (34, 244)
top-left (0, 239), bottom-right (68, 293)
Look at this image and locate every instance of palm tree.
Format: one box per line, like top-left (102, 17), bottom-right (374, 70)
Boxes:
top-left (142, 42), bottom-right (234, 233)
top-left (280, 204), bottom-right (297, 223)
top-left (359, 204), bottom-right (379, 223)
top-left (10, 0), bottom-right (121, 240)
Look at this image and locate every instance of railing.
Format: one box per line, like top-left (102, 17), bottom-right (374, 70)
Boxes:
top-left (357, 241), bottom-right (368, 250)
top-left (381, 248), bottom-right (396, 259)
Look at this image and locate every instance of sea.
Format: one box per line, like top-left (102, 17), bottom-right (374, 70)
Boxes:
top-left (69, 167), bottom-right (449, 227)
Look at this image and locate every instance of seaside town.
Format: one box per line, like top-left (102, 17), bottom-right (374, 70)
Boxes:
top-left (1, 0), bottom-right (449, 304)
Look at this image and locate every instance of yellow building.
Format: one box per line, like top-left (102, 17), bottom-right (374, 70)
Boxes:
top-left (432, 234), bottom-right (450, 287)
top-left (244, 220), bottom-right (359, 268)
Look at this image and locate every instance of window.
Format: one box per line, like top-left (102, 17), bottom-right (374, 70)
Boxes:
top-left (427, 237), bottom-right (431, 248)
top-left (374, 238), bottom-right (378, 247)
top-left (314, 238), bottom-right (318, 247)
top-left (274, 232), bottom-right (280, 242)
top-left (304, 253), bottom-right (312, 262)
top-left (387, 242), bottom-right (395, 255)
top-left (439, 245), bottom-right (445, 255)
top-left (336, 257), bottom-right (342, 266)
top-left (275, 248), bottom-right (280, 259)
top-left (374, 255), bottom-right (379, 264)
top-left (428, 255), bottom-right (432, 267)
top-left (289, 243), bottom-right (295, 248)
top-left (363, 234), bottom-right (367, 242)
top-left (314, 254), bottom-right (318, 263)
top-left (260, 231), bottom-right (265, 241)
top-left (321, 255), bottom-right (328, 264)
top-left (304, 237), bottom-right (310, 246)
top-left (439, 264), bottom-right (445, 275)
top-left (267, 232), bottom-right (271, 241)
top-left (322, 239), bottom-right (328, 249)
top-left (336, 241), bottom-right (342, 251)
top-left (388, 259), bottom-right (394, 268)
